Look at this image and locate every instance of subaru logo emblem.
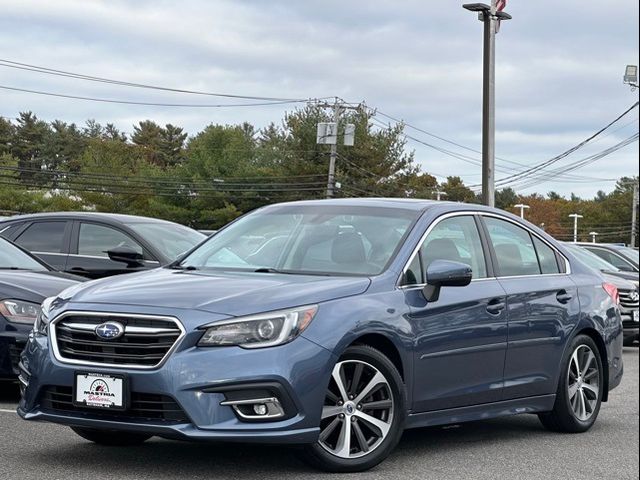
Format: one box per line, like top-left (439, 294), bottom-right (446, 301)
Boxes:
top-left (95, 321), bottom-right (125, 340)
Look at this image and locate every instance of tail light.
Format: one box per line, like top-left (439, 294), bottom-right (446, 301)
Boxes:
top-left (603, 283), bottom-right (620, 305)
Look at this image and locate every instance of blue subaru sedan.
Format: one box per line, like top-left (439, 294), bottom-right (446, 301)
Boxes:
top-left (18, 199), bottom-right (623, 472)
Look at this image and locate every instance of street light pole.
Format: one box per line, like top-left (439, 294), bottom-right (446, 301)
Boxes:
top-left (463, 1), bottom-right (511, 208)
top-left (589, 231), bottom-right (599, 243)
top-left (436, 191), bottom-right (448, 201)
top-left (569, 213), bottom-right (583, 243)
top-left (514, 203), bottom-right (530, 219)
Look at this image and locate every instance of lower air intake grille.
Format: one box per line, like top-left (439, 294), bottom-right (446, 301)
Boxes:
top-left (40, 386), bottom-right (189, 423)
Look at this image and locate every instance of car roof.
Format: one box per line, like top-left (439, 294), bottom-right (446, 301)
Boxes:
top-left (575, 242), bottom-right (627, 250)
top-left (0, 211), bottom-right (183, 226)
top-left (262, 198), bottom-right (500, 213)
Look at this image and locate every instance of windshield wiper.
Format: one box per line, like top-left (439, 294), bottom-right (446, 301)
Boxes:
top-left (168, 264), bottom-right (199, 271)
top-left (253, 267), bottom-right (293, 274)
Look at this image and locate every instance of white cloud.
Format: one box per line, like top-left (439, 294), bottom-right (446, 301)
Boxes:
top-left (0, 0), bottom-right (637, 198)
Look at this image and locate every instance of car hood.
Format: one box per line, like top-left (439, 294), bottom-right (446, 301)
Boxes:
top-left (65, 268), bottom-right (372, 317)
top-left (601, 269), bottom-right (639, 285)
top-left (0, 270), bottom-right (82, 303)
top-left (601, 272), bottom-right (637, 291)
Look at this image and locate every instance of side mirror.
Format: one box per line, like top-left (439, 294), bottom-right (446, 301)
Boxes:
top-left (106, 246), bottom-right (144, 267)
top-left (422, 260), bottom-right (473, 302)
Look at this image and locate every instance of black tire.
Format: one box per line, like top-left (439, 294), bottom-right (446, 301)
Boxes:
top-left (71, 426), bottom-right (152, 446)
top-left (538, 334), bottom-right (604, 433)
top-left (300, 344), bottom-right (406, 473)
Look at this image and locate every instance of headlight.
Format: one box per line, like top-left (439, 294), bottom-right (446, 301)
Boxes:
top-left (198, 305), bottom-right (318, 348)
top-left (0, 299), bottom-right (42, 325)
top-left (33, 297), bottom-right (55, 335)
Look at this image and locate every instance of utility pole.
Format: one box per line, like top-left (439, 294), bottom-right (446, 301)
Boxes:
top-left (631, 183), bottom-right (638, 247)
top-left (316, 99), bottom-right (359, 199)
top-left (463, 1), bottom-right (512, 208)
top-left (436, 191), bottom-right (448, 201)
top-left (327, 100), bottom-right (341, 198)
top-left (569, 213), bottom-right (583, 243)
top-left (514, 203), bottom-right (530, 219)
top-left (589, 231), bottom-right (599, 243)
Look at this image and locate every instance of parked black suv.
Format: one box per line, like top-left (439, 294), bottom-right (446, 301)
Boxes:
top-left (0, 213), bottom-right (205, 279)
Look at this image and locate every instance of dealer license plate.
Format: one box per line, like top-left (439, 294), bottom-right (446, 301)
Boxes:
top-left (74, 372), bottom-right (126, 409)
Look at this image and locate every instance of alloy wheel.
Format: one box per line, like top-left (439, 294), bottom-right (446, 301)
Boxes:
top-left (567, 344), bottom-right (600, 421)
top-left (318, 360), bottom-right (394, 459)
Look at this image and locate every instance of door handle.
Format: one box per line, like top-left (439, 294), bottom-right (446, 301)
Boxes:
top-left (486, 298), bottom-right (506, 314)
top-left (556, 290), bottom-right (573, 304)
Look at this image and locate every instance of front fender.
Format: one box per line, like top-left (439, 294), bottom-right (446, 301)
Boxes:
top-left (301, 290), bottom-right (414, 403)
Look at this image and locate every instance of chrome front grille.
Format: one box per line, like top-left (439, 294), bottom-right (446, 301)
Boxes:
top-left (51, 313), bottom-right (184, 369)
top-left (619, 289), bottom-right (640, 309)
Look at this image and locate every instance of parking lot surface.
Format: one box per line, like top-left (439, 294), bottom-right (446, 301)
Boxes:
top-left (0, 347), bottom-right (637, 480)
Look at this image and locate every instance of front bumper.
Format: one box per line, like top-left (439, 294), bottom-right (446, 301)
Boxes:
top-left (18, 322), bottom-right (336, 444)
top-left (620, 308), bottom-right (639, 343)
top-left (0, 325), bottom-right (30, 378)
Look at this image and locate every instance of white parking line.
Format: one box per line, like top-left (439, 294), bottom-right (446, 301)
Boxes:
top-left (0, 408), bottom-right (17, 413)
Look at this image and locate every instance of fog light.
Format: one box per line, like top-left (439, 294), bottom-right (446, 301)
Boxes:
top-left (220, 396), bottom-right (285, 421)
top-left (253, 404), bottom-right (268, 415)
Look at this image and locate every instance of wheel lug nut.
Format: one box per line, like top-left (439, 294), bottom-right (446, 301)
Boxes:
top-left (338, 401), bottom-right (343, 406)
top-left (357, 404), bottom-right (362, 410)
top-left (349, 395), bottom-right (354, 400)
top-left (339, 413), bottom-right (345, 418)
top-left (351, 417), bottom-right (356, 422)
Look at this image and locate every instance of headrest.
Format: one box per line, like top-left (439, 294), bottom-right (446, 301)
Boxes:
top-left (423, 238), bottom-right (462, 266)
top-left (331, 231), bottom-right (366, 265)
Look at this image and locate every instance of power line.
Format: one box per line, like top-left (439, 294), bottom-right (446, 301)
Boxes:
top-left (0, 169), bottom-right (327, 192)
top-left (370, 115), bottom-right (618, 185)
top-left (488, 102), bottom-right (639, 188)
top-left (0, 58), bottom-right (316, 102)
top-left (0, 85), bottom-right (312, 108)
top-left (511, 132), bottom-right (639, 190)
top-left (369, 105), bottom-right (617, 182)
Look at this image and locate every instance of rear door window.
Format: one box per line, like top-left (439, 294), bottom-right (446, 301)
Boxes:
top-left (14, 221), bottom-right (67, 253)
top-left (532, 237), bottom-right (560, 274)
top-left (484, 217), bottom-right (541, 277)
top-left (78, 223), bottom-right (144, 258)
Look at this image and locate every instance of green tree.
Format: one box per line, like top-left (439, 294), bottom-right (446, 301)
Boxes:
top-left (11, 112), bottom-right (51, 184)
top-left (131, 120), bottom-right (163, 166)
top-left (441, 176), bottom-right (477, 203)
top-left (104, 123), bottom-right (127, 142)
top-left (159, 124), bottom-right (188, 167)
top-left (0, 117), bottom-right (15, 155)
top-left (495, 187), bottom-right (518, 210)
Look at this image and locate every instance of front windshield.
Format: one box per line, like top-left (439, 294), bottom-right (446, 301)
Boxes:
top-left (128, 223), bottom-right (206, 260)
top-left (565, 244), bottom-right (620, 272)
top-left (0, 238), bottom-right (48, 271)
top-left (179, 205), bottom-right (418, 275)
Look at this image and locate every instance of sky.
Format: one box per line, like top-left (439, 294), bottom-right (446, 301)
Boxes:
top-left (1, 0), bottom-right (638, 198)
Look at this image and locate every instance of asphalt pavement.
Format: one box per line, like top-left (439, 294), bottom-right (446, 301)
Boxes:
top-left (1, 347), bottom-right (637, 480)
